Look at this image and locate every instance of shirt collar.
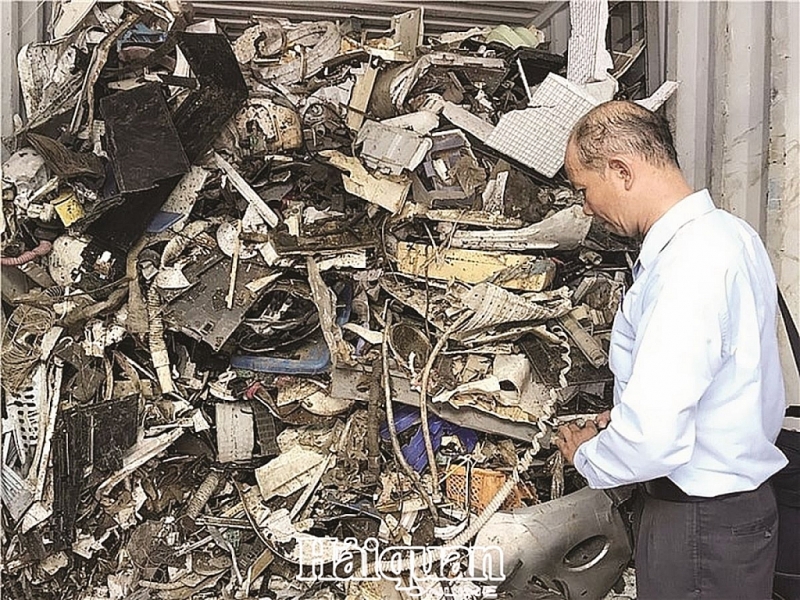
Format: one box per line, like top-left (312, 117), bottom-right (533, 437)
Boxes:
top-left (635, 189), bottom-right (717, 275)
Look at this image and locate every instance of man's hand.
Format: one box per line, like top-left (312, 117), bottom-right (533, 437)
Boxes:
top-left (555, 420), bottom-right (600, 465)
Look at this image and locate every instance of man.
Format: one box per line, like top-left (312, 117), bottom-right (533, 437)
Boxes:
top-left (555, 100), bottom-right (788, 599)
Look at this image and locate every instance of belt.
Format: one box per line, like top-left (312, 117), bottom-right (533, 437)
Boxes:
top-left (643, 477), bottom-right (751, 503)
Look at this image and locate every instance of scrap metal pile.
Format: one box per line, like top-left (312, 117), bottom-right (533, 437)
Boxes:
top-left (1, 2), bottom-right (660, 599)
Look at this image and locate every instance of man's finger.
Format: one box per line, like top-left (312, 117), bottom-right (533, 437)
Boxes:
top-left (595, 410), bottom-right (612, 429)
top-left (554, 434), bottom-right (570, 461)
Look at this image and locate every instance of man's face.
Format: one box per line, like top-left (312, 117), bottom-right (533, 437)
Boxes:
top-left (564, 143), bottom-right (630, 237)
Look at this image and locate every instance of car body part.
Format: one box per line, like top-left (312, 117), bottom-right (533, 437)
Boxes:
top-left (473, 486), bottom-right (632, 600)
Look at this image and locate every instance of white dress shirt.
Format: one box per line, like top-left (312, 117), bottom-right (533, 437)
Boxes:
top-left (573, 189), bottom-right (788, 496)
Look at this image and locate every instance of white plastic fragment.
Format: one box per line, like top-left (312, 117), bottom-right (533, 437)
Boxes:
top-left (321, 150), bottom-right (411, 214)
top-left (158, 166), bottom-right (209, 231)
top-left (214, 152), bottom-right (280, 227)
top-left (255, 445), bottom-right (326, 500)
top-left (216, 402), bottom-right (255, 463)
top-left (342, 323), bottom-right (384, 345)
top-left (637, 80), bottom-right (681, 112)
top-left (566, 0), bottom-right (614, 85)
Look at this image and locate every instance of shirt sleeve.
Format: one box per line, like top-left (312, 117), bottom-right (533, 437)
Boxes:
top-left (573, 261), bottom-right (729, 488)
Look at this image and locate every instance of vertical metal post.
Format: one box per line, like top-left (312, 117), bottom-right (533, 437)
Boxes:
top-left (665, 0), bottom-right (713, 191)
top-left (0, 0), bottom-right (48, 160)
top-left (709, 1), bottom-right (771, 234)
top-left (644, 1), bottom-right (664, 96)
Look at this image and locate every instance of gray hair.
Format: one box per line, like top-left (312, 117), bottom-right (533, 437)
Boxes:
top-left (568, 100), bottom-right (679, 171)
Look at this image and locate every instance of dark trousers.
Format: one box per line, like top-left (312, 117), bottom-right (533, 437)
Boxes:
top-left (635, 481), bottom-right (778, 600)
top-left (773, 429), bottom-right (800, 600)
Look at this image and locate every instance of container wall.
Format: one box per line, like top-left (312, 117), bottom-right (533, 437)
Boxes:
top-left (666, 0), bottom-right (800, 403)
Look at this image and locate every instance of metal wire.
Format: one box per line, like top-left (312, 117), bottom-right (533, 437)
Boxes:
top-left (1, 305), bottom-right (56, 393)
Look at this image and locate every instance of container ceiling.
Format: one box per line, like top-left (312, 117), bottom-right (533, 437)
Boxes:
top-left (190, 1), bottom-right (559, 39)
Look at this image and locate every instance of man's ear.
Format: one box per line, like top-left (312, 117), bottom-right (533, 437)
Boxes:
top-left (607, 156), bottom-right (634, 190)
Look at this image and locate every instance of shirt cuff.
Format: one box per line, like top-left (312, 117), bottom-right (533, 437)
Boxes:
top-left (572, 436), bottom-right (601, 488)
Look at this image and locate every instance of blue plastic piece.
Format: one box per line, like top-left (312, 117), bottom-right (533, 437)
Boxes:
top-left (379, 405), bottom-right (421, 439)
top-left (147, 211), bottom-right (183, 233)
top-left (405, 417), bottom-right (447, 472)
top-left (117, 24), bottom-right (169, 50)
top-left (380, 406), bottom-right (479, 472)
top-left (231, 281), bottom-right (353, 375)
top-left (231, 336), bottom-right (331, 375)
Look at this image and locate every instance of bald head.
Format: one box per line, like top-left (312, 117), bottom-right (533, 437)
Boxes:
top-left (568, 100), bottom-right (679, 172)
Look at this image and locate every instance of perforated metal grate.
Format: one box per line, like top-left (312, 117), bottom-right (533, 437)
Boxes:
top-left (487, 73), bottom-right (597, 178)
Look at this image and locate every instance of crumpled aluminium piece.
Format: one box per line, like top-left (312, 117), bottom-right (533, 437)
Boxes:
top-left (433, 354), bottom-right (557, 424)
top-left (16, 37), bottom-right (85, 131)
top-left (249, 21), bottom-right (342, 86)
top-left (380, 52), bottom-right (506, 115)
